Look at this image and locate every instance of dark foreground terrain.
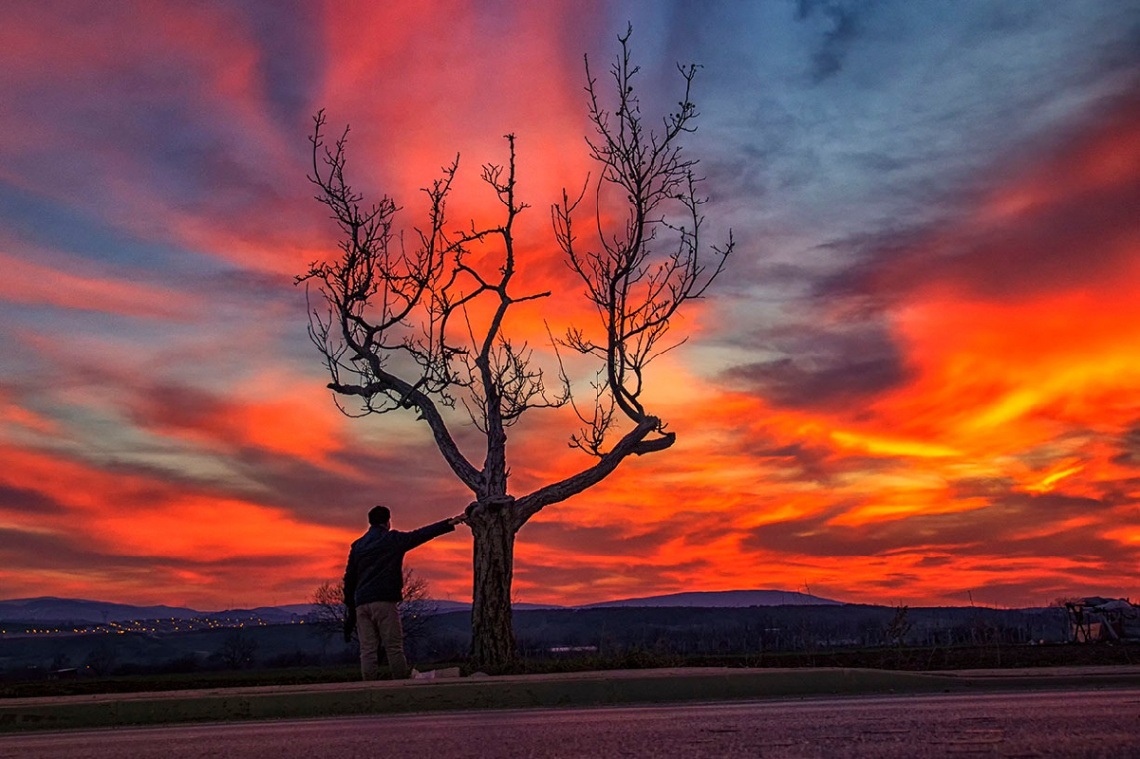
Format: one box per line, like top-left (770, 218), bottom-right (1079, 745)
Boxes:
top-left (3, 603), bottom-right (1132, 699)
top-left (3, 689), bottom-right (1138, 758)
top-left (3, 641), bottom-right (1137, 700)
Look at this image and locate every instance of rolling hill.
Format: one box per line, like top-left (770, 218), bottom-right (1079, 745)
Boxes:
top-left (0, 590), bottom-right (840, 623)
top-left (581, 590), bottom-right (841, 608)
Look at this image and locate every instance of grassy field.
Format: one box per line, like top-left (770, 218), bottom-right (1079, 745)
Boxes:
top-left (3, 642), bottom-right (1136, 699)
top-left (0, 665), bottom-right (365, 699)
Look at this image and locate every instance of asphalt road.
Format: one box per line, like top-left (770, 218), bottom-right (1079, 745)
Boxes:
top-left (1, 688), bottom-right (1137, 758)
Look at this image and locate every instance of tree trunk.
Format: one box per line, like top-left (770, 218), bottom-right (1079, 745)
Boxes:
top-left (470, 507), bottom-right (515, 670)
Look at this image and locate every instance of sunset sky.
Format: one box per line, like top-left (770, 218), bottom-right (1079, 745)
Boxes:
top-left (1, 0), bottom-right (1138, 610)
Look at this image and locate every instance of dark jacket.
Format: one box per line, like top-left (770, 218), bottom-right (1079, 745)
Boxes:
top-left (343, 520), bottom-right (454, 607)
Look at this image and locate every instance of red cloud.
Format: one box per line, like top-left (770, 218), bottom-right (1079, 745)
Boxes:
top-left (0, 250), bottom-right (199, 320)
top-left (873, 95), bottom-right (1140, 302)
top-left (124, 379), bottom-right (350, 466)
top-left (0, 442), bottom-right (365, 605)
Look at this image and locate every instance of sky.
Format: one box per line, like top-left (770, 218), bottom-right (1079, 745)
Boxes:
top-left (1, 0), bottom-right (1138, 610)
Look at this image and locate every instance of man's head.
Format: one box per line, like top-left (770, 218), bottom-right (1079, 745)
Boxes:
top-left (368, 505), bottom-right (391, 527)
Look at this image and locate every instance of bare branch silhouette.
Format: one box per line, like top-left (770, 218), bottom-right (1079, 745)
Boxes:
top-left (301, 27), bottom-right (731, 670)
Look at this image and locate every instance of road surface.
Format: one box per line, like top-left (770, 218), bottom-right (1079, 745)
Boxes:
top-left (1, 688), bottom-right (1137, 758)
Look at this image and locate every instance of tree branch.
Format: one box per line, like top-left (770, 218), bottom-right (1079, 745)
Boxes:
top-left (330, 379), bottom-right (481, 489)
top-left (512, 417), bottom-right (675, 530)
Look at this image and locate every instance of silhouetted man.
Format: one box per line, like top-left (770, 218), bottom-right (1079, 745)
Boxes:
top-left (343, 505), bottom-right (466, 680)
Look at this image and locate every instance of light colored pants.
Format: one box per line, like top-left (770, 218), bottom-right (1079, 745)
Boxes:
top-left (356, 601), bottom-right (408, 680)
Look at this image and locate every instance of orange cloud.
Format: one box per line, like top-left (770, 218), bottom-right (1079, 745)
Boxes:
top-left (126, 380), bottom-right (350, 466)
top-left (0, 443), bottom-right (363, 605)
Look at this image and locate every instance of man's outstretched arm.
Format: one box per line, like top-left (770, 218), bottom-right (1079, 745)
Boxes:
top-left (399, 514), bottom-right (467, 551)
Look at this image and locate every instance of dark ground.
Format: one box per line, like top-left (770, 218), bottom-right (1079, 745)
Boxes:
top-left (3, 690), bottom-right (1138, 759)
top-left (2, 603), bottom-right (1132, 699)
top-left (2, 642), bottom-right (1137, 699)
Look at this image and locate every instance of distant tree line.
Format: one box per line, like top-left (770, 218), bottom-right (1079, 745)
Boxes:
top-left (421, 605), bottom-right (1073, 660)
top-left (2, 604), bottom-right (1081, 682)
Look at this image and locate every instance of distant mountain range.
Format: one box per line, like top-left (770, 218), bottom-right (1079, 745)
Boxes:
top-left (582, 590), bottom-right (841, 608)
top-left (0, 597), bottom-right (311, 624)
top-left (0, 590), bottom-right (842, 623)
top-left (0, 597), bottom-right (201, 623)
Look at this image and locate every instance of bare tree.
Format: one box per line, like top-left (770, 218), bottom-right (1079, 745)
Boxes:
top-left (886, 604), bottom-right (912, 648)
top-left (220, 630), bottom-right (258, 669)
top-left (82, 642), bottom-right (118, 677)
top-left (310, 568), bottom-right (437, 643)
top-left (308, 579), bottom-right (345, 639)
top-left (299, 27), bottom-right (732, 670)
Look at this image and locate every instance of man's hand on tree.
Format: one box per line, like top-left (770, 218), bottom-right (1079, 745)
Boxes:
top-left (448, 514), bottom-right (468, 527)
top-left (464, 495), bottom-right (514, 521)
